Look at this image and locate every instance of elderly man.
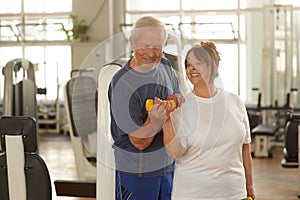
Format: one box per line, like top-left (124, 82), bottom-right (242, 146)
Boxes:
top-left (108, 15), bottom-right (184, 200)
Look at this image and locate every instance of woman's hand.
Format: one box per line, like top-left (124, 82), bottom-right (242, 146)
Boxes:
top-left (167, 94), bottom-right (185, 108)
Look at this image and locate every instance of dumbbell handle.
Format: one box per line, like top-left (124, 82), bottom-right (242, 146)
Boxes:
top-left (145, 99), bottom-right (176, 111)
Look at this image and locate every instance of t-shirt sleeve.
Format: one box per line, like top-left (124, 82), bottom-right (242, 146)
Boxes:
top-left (109, 77), bottom-right (143, 135)
top-left (241, 100), bottom-right (251, 144)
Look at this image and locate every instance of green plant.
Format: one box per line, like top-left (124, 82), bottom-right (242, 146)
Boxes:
top-left (62, 15), bottom-right (90, 42)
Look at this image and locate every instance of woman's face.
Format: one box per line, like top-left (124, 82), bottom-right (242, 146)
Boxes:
top-left (185, 51), bottom-right (211, 86)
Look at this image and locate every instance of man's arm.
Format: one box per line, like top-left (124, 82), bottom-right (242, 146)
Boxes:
top-left (128, 94), bottom-right (185, 151)
top-left (128, 117), bottom-right (154, 150)
top-left (128, 100), bottom-right (169, 150)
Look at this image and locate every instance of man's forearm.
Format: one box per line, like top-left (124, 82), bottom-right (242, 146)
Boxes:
top-left (128, 117), bottom-right (160, 150)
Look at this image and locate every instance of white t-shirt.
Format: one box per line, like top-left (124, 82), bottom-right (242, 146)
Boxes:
top-left (171, 89), bottom-right (251, 200)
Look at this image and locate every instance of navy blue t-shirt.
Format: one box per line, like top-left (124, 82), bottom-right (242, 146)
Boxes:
top-left (108, 57), bottom-right (181, 177)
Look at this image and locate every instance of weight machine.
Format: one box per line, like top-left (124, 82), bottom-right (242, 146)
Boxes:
top-left (2, 58), bottom-right (37, 119)
top-left (250, 5), bottom-right (298, 158)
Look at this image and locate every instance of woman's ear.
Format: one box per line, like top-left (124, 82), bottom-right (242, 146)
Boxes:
top-left (213, 64), bottom-right (219, 78)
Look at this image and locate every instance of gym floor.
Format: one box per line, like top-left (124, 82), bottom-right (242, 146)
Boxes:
top-left (39, 133), bottom-right (299, 200)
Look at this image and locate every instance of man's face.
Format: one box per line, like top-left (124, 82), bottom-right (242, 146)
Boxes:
top-left (131, 28), bottom-right (165, 70)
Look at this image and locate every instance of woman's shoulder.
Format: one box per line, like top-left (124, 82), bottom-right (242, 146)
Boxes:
top-left (183, 92), bottom-right (196, 102)
top-left (222, 89), bottom-right (245, 108)
top-left (222, 89), bottom-right (242, 100)
top-left (177, 92), bottom-right (197, 111)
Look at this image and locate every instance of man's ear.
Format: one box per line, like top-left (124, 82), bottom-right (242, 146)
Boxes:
top-left (129, 36), bottom-right (135, 50)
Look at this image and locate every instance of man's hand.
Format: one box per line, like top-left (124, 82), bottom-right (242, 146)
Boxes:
top-left (148, 97), bottom-right (170, 130)
top-left (128, 97), bottom-right (175, 150)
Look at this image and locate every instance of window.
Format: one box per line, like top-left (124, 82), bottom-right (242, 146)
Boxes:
top-left (125, 0), bottom-right (244, 97)
top-left (126, 0), bottom-right (180, 11)
top-left (0, 0), bottom-right (71, 42)
top-left (0, 0), bottom-right (72, 102)
top-left (179, 15), bottom-right (239, 41)
top-left (182, 0), bottom-right (238, 10)
top-left (0, 0), bottom-right (21, 14)
top-left (24, 0), bottom-right (72, 13)
top-left (0, 19), bottom-right (22, 41)
top-left (25, 46), bottom-right (71, 101)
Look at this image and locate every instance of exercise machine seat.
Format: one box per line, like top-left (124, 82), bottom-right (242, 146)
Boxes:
top-left (251, 124), bottom-right (280, 136)
top-left (251, 124), bottom-right (280, 158)
top-left (0, 116), bottom-right (52, 200)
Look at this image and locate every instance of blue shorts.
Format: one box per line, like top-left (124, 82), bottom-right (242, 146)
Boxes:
top-left (116, 171), bottom-right (173, 200)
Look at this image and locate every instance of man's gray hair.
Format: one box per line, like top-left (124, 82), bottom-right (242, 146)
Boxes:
top-left (130, 16), bottom-right (167, 43)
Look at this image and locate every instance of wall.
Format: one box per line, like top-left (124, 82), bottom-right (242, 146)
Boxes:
top-left (71, 0), bottom-right (125, 70)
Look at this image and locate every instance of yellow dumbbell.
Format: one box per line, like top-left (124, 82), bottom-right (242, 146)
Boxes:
top-left (247, 196), bottom-right (253, 200)
top-left (145, 99), bottom-right (176, 112)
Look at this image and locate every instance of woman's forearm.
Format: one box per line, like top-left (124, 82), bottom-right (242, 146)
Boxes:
top-left (163, 117), bottom-right (186, 159)
top-left (243, 143), bottom-right (255, 199)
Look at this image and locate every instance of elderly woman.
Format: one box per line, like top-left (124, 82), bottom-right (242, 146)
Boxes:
top-left (162, 41), bottom-right (255, 200)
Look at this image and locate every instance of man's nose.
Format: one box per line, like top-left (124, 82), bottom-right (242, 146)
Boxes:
top-left (146, 48), bottom-right (156, 56)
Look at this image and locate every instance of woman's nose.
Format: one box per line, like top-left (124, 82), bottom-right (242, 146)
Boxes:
top-left (187, 65), bottom-right (196, 70)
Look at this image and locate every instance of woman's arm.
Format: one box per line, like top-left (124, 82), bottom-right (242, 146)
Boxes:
top-left (243, 143), bottom-right (255, 199)
top-left (163, 117), bottom-right (186, 159)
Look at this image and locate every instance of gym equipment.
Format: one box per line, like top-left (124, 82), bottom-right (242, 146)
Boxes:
top-left (252, 5), bottom-right (298, 158)
top-left (299, 125), bottom-right (300, 198)
top-left (97, 60), bottom-right (124, 200)
top-left (281, 113), bottom-right (300, 168)
top-left (251, 124), bottom-right (280, 158)
top-left (54, 180), bottom-right (96, 198)
top-left (145, 99), bottom-right (176, 111)
top-left (250, 92), bottom-right (292, 158)
top-left (281, 123), bottom-right (300, 198)
top-left (55, 60), bottom-right (124, 198)
top-left (54, 68), bottom-right (97, 198)
top-left (0, 116), bottom-right (51, 200)
top-left (63, 72), bottom-right (97, 179)
top-left (2, 58), bottom-right (37, 119)
top-left (260, 5), bottom-right (294, 109)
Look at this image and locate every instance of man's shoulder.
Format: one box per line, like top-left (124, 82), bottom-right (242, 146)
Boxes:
top-left (160, 56), bottom-right (172, 67)
top-left (159, 57), bottom-right (176, 74)
top-left (111, 62), bottom-right (129, 83)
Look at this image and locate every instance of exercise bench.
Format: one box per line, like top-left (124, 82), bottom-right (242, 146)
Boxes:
top-left (251, 124), bottom-right (280, 158)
